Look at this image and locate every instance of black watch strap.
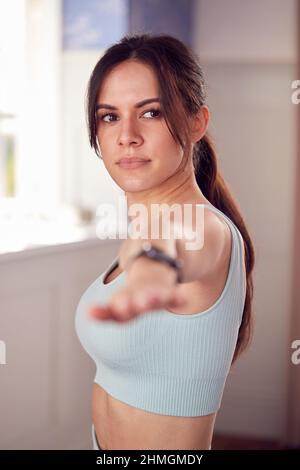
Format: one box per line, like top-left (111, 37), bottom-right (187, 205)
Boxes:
top-left (126, 242), bottom-right (184, 283)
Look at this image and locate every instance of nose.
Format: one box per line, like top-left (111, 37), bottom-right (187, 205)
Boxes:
top-left (117, 116), bottom-right (143, 149)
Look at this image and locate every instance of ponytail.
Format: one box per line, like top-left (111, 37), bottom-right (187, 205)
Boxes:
top-left (194, 133), bottom-right (256, 362)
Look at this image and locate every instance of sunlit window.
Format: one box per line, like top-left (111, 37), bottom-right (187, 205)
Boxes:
top-left (0, 0), bottom-right (25, 199)
top-left (0, 0), bottom-right (72, 254)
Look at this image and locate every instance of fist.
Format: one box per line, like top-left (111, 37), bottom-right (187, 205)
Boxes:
top-left (88, 257), bottom-right (186, 322)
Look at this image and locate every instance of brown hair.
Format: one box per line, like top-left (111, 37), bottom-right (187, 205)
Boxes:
top-left (86, 33), bottom-right (255, 363)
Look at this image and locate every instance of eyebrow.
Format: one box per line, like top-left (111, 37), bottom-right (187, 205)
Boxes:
top-left (95, 98), bottom-right (160, 111)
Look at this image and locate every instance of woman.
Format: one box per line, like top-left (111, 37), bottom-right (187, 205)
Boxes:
top-left (75, 33), bottom-right (255, 450)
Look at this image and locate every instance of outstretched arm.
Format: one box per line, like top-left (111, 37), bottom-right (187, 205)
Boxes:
top-left (88, 209), bottom-right (229, 322)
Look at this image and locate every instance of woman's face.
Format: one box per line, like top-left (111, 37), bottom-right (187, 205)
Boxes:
top-left (95, 59), bottom-right (185, 193)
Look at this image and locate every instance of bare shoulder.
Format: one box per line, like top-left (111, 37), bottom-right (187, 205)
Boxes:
top-left (202, 206), bottom-right (232, 280)
top-left (174, 202), bottom-right (232, 283)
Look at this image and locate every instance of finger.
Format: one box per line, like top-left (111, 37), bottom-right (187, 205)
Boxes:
top-left (114, 289), bottom-right (159, 319)
top-left (147, 288), bottom-right (172, 308)
top-left (166, 291), bottom-right (186, 309)
top-left (88, 305), bottom-right (113, 320)
top-left (88, 305), bottom-right (124, 321)
top-left (131, 291), bottom-right (158, 312)
top-left (133, 293), bottom-right (149, 311)
top-left (109, 293), bottom-right (136, 321)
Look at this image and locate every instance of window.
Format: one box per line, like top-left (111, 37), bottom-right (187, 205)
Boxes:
top-left (0, 0), bottom-right (25, 199)
top-left (0, 1), bottom-right (62, 215)
top-left (0, 1), bottom-right (68, 254)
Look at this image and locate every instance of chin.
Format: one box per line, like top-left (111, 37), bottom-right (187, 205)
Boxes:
top-left (119, 181), bottom-right (153, 192)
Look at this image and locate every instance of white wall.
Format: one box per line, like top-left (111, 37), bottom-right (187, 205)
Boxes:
top-left (193, 0), bottom-right (298, 439)
top-left (0, 239), bottom-right (120, 449)
top-left (194, 0), bottom-right (296, 64)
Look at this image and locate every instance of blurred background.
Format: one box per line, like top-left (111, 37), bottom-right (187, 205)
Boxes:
top-left (0, 0), bottom-right (299, 450)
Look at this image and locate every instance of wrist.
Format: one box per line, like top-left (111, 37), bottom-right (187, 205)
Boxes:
top-left (123, 241), bottom-right (184, 283)
top-left (120, 237), bottom-right (177, 269)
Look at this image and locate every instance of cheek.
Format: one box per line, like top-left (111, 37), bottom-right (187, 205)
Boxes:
top-left (154, 131), bottom-right (182, 158)
top-left (161, 140), bottom-right (184, 168)
top-left (150, 151), bottom-right (182, 177)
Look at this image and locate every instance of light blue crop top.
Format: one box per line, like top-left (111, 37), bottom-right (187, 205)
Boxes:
top-left (75, 203), bottom-right (247, 417)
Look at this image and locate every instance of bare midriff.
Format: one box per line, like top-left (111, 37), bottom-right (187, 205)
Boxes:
top-left (92, 382), bottom-right (217, 450)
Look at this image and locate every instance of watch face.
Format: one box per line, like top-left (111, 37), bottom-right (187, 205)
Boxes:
top-left (133, 243), bottom-right (183, 283)
top-left (143, 242), bottom-right (152, 251)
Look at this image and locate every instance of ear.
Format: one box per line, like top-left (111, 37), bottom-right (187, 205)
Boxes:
top-left (190, 105), bottom-right (210, 143)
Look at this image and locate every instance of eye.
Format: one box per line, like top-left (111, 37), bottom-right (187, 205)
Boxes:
top-left (142, 108), bottom-right (161, 119)
top-left (97, 113), bottom-right (118, 123)
top-left (96, 108), bottom-right (162, 123)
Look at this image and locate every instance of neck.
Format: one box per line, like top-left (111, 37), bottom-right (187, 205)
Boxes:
top-left (125, 162), bottom-right (209, 223)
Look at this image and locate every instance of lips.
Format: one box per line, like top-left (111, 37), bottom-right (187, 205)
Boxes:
top-left (117, 156), bottom-right (151, 170)
top-left (118, 158), bottom-right (151, 169)
top-left (118, 157), bottom-right (150, 164)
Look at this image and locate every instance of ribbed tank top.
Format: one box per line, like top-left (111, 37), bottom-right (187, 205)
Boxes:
top-left (75, 203), bottom-right (247, 417)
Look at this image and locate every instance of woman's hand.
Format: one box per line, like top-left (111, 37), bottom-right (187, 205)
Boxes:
top-left (88, 257), bottom-right (187, 322)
